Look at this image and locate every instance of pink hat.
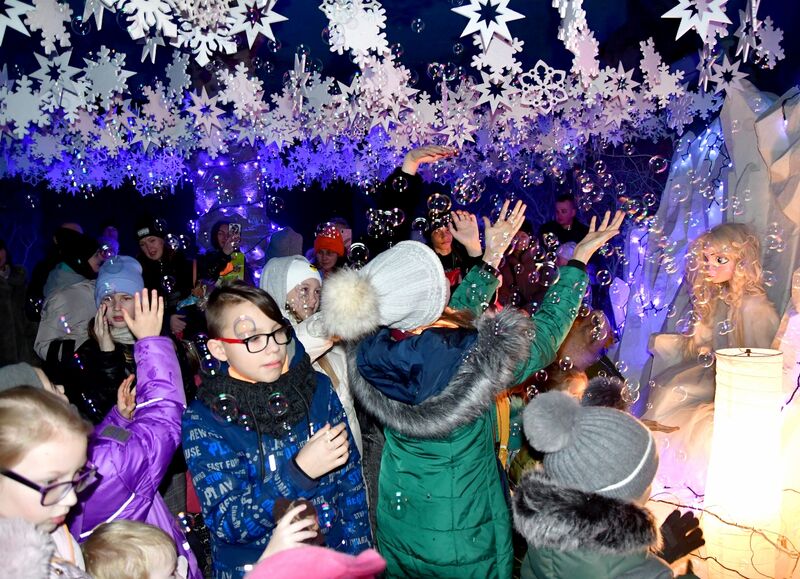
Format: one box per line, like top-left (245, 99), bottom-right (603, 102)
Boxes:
top-left (246, 546), bottom-right (386, 579)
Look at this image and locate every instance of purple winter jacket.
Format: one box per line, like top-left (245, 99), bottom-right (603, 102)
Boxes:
top-left (68, 337), bottom-right (201, 579)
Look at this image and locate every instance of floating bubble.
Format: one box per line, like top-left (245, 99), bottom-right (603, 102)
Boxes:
top-left (596, 270), bottom-right (612, 286)
top-left (642, 192), bottom-right (657, 207)
top-left (211, 394), bottom-right (240, 424)
top-left (531, 262), bottom-right (560, 287)
top-left (411, 217), bottom-right (429, 233)
top-left (390, 42), bottom-right (403, 58)
top-left (385, 208), bottom-right (406, 227)
top-left (558, 357), bottom-right (573, 371)
top-left (623, 143), bottom-right (635, 156)
top-left (672, 386), bottom-right (688, 402)
top-left (411, 18), bottom-right (425, 33)
top-left (391, 174), bottom-right (408, 193)
top-left (542, 232), bottom-right (559, 250)
top-left (615, 360), bottom-right (628, 373)
top-left (267, 38), bottom-right (281, 52)
top-left (161, 275), bottom-right (176, 294)
top-left (648, 156), bottom-right (668, 174)
top-left (621, 386), bottom-right (640, 404)
top-left (762, 270), bottom-right (776, 287)
top-left (593, 160), bottom-right (607, 174)
top-left (716, 319), bottom-right (733, 335)
top-left (166, 234), bottom-right (180, 251)
top-left (71, 15), bottom-right (91, 35)
top-left (427, 193), bottom-right (452, 213)
top-left (237, 411), bottom-right (255, 431)
top-left (234, 315), bottom-right (256, 339)
top-left (533, 369), bottom-right (548, 383)
top-left (393, 490), bottom-right (407, 511)
top-left (100, 243), bottom-right (118, 261)
top-left (452, 42), bottom-right (464, 55)
top-left (348, 242), bottom-right (369, 266)
top-left (698, 351), bottom-right (715, 368)
top-left (615, 182), bottom-right (626, 195)
top-left (268, 196), bottom-right (285, 217)
top-left (268, 392), bottom-right (289, 418)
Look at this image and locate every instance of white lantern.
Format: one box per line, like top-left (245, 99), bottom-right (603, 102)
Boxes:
top-left (704, 348), bottom-right (784, 578)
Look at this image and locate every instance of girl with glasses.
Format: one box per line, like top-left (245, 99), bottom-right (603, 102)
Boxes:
top-left (182, 282), bottom-right (372, 578)
top-left (0, 386), bottom-right (94, 576)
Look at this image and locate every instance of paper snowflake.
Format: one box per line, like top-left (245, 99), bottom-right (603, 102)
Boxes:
top-left (451, 0), bottom-right (524, 50)
top-left (119, 0), bottom-right (177, 40)
top-left (23, 0), bottom-right (72, 54)
top-left (708, 54), bottom-right (747, 94)
top-left (186, 86), bottom-right (224, 133)
top-left (662, 0), bottom-right (731, 44)
top-left (599, 62), bottom-right (639, 102)
top-left (0, 0), bottom-right (33, 46)
top-left (518, 60), bottom-right (568, 115)
top-left (319, 0), bottom-right (388, 62)
top-left (83, 46), bottom-right (135, 110)
top-left (31, 131), bottom-right (63, 163)
top-left (440, 112), bottom-right (477, 148)
top-left (474, 70), bottom-right (519, 113)
top-left (229, 0), bottom-right (286, 48)
top-left (471, 34), bottom-right (523, 76)
top-left (0, 76), bottom-right (49, 137)
top-left (164, 51), bottom-right (191, 99)
top-left (733, 4), bottom-right (759, 62)
top-left (695, 44), bottom-right (719, 93)
top-left (82, 0), bottom-right (110, 30)
top-left (30, 50), bottom-right (81, 100)
top-left (570, 27), bottom-right (599, 83)
top-left (217, 63), bottom-right (265, 119)
top-left (173, 6), bottom-right (237, 67)
top-left (691, 89), bottom-right (722, 120)
top-left (755, 16), bottom-right (784, 70)
top-left (646, 63), bottom-right (685, 107)
top-left (666, 90), bottom-right (696, 133)
top-left (140, 34), bottom-right (165, 63)
top-left (141, 83), bottom-right (176, 129)
top-left (639, 38), bottom-right (661, 86)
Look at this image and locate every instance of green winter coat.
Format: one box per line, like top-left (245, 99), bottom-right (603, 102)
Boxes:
top-left (514, 471), bottom-right (700, 579)
top-left (350, 264), bottom-right (588, 578)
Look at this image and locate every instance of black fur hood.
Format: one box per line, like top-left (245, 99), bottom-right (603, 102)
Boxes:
top-left (513, 469), bottom-right (662, 555)
top-left (347, 307), bottom-right (533, 439)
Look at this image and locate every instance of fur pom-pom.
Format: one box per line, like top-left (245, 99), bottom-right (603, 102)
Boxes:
top-left (320, 268), bottom-right (381, 341)
top-left (0, 518), bottom-right (54, 579)
top-left (523, 391), bottom-right (581, 453)
top-left (581, 375), bottom-right (627, 410)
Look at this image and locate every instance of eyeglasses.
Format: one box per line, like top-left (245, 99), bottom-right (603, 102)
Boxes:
top-left (1, 463), bottom-right (99, 506)
top-left (216, 325), bottom-right (292, 353)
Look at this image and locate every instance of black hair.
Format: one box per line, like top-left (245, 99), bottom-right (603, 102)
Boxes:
top-left (555, 193), bottom-right (576, 206)
top-left (206, 281), bottom-right (285, 338)
top-left (209, 221), bottom-right (231, 251)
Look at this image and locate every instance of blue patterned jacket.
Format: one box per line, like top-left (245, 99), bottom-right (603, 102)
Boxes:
top-left (182, 342), bottom-right (372, 579)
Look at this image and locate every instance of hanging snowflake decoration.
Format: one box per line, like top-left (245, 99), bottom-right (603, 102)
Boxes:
top-left (172, 1), bottom-right (237, 67)
top-left (119, 0), bottom-right (177, 40)
top-left (0, 76), bottom-right (50, 137)
top-left (319, 0), bottom-right (388, 63)
top-left (754, 16), bottom-right (784, 70)
top-left (474, 70), bottom-right (519, 114)
top-left (229, 0), bottom-right (286, 49)
top-left (452, 0), bottom-right (524, 50)
top-left (733, 3), bottom-right (759, 62)
top-left (186, 86), bottom-right (224, 134)
top-left (708, 54), bottom-right (748, 94)
top-left (140, 34), bottom-right (165, 63)
top-left (695, 44), bottom-right (719, 93)
top-left (569, 27), bottom-right (599, 84)
top-left (599, 62), bottom-right (639, 102)
top-left (471, 34), bottom-right (523, 76)
top-left (661, 0), bottom-right (731, 45)
top-left (23, 0), bottom-right (72, 54)
top-left (0, 0), bottom-right (33, 46)
top-left (82, 46), bottom-right (135, 110)
top-left (518, 60), bottom-right (568, 115)
top-left (164, 51), bottom-right (190, 99)
top-left (30, 50), bottom-right (81, 101)
top-left (82, 0), bottom-right (111, 31)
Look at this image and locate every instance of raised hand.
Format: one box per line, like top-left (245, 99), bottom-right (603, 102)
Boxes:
top-left (448, 210), bottom-right (482, 257)
top-left (401, 145), bottom-right (458, 175)
top-left (121, 289), bottom-right (164, 340)
top-left (482, 200), bottom-right (527, 269)
top-left (295, 422), bottom-right (350, 479)
top-left (259, 505), bottom-right (319, 561)
top-left (94, 304), bottom-right (115, 352)
top-left (573, 210), bottom-right (625, 265)
top-left (116, 374), bottom-right (136, 420)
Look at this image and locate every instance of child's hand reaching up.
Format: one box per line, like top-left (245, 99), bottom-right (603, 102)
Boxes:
top-left (116, 375), bottom-right (136, 419)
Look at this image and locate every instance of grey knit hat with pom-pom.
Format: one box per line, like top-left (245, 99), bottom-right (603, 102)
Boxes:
top-left (523, 390), bottom-right (658, 501)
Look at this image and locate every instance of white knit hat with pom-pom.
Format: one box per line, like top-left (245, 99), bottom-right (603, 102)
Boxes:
top-left (320, 241), bottom-right (449, 341)
top-left (523, 391), bottom-right (658, 501)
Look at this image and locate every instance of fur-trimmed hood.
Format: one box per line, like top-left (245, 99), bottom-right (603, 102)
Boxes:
top-left (512, 469), bottom-right (661, 555)
top-left (347, 307), bottom-right (533, 439)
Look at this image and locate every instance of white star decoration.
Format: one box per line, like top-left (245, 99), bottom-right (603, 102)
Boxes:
top-left (662, 0), bottom-right (731, 44)
top-left (452, 0), bottom-right (524, 50)
top-left (474, 70), bottom-right (518, 113)
top-left (230, 0), bottom-right (286, 49)
top-left (0, 0), bottom-right (33, 46)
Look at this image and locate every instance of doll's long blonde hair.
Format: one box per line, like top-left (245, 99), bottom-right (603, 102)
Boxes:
top-left (685, 223), bottom-right (767, 350)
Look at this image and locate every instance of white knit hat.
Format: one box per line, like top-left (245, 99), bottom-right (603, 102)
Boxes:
top-left (320, 241), bottom-right (449, 340)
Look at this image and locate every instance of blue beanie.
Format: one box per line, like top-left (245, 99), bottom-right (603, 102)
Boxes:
top-left (95, 256), bottom-right (145, 307)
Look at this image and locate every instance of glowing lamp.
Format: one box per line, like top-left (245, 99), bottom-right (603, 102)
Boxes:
top-left (704, 348), bottom-right (784, 578)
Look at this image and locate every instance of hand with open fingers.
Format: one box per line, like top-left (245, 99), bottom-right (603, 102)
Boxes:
top-left (482, 200), bottom-right (527, 269)
top-left (295, 422), bottom-right (350, 479)
top-left (116, 375), bottom-right (136, 420)
top-left (122, 289), bottom-right (164, 340)
top-left (401, 145), bottom-right (458, 175)
top-left (259, 505), bottom-right (319, 561)
top-left (94, 304), bottom-right (115, 352)
top-left (448, 210), bottom-right (482, 256)
top-left (658, 509), bottom-right (705, 563)
top-left (573, 210), bottom-right (625, 265)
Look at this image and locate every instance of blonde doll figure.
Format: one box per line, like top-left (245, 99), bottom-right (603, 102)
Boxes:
top-left (643, 223), bottom-right (779, 493)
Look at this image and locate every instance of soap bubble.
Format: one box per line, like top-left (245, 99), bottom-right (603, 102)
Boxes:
top-left (411, 217), bottom-right (429, 233)
top-left (558, 357), bottom-right (573, 371)
top-left (234, 315), bottom-right (256, 339)
top-left (542, 232), bottom-right (559, 250)
top-left (621, 386), bottom-right (640, 404)
top-left (211, 394), bottom-right (240, 424)
top-left (623, 143), bottom-right (635, 156)
top-left (411, 18), bottom-right (425, 33)
top-left (648, 156), bottom-right (668, 174)
top-left (348, 243), bottom-right (369, 267)
top-left (268, 196), bottom-right (285, 217)
top-left (452, 42), bottom-right (464, 55)
top-left (716, 319), bottom-right (733, 335)
top-left (71, 15), bottom-right (91, 35)
top-left (615, 360), bottom-right (628, 373)
top-left (392, 174), bottom-right (408, 193)
top-left (596, 270), bottom-right (612, 286)
top-left (427, 193), bottom-right (452, 213)
top-left (268, 392), bottom-right (289, 418)
top-left (533, 369), bottom-right (548, 383)
top-left (672, 386), bottom-right (688, 402)
top-left (698, 351), bottom-right (715, 368)
top-left (530, 262), bottom-right (560, 287)
top-left (593, 160), bottom-right (607, 174)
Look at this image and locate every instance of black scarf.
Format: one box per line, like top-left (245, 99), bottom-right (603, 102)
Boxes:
top-left (199, 353), bottom-right (318, 438)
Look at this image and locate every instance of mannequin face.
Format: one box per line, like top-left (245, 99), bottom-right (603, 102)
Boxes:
top-left (286, 279), bottom-right (321, 321)
top-left (703, 249), bottom-right (735, 284)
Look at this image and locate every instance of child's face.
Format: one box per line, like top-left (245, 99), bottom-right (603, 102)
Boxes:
top-left (0, 431), bottom-right (88, 533)
top-left (208, 300), bottom-right (289, 384)
top-left (286, 279), bottom-right (321, 321)
top-left (102, 292), bottom-right (136, 328)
